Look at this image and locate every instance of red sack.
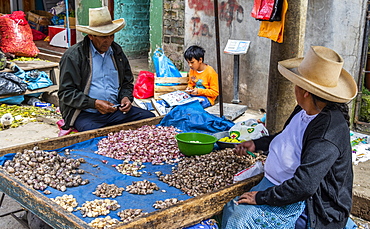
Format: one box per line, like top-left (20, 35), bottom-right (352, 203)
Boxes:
top-left (133, 71), bottom-right (155, 99)
top-left (0, 11), bottom-right (39, 57)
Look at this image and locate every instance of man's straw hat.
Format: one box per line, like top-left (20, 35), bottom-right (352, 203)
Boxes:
top-left (278, 46), bottom-right (358, 103)
top-left (76, 6), bottom-right (125, 36)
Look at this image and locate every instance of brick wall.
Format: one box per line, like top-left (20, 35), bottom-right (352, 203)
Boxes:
top-left (163, 0), bottom-right (185, 70)
top-left (115, 0), bottom-right (150, 58)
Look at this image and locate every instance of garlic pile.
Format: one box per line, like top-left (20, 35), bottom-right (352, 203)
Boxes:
top-left (117, 209), bottom-right (148, 224)
top-left (50, 194), bottom-right (78, 212)
top-left (77, 199), bottom-right (120, 218)
top-left (125, 180), bottom-right (159, 195)
top-left (115, 160), bottom-right (145, 177)
top-left (1, 147), bottom-right (88, 192)
top-left (152, 198), bottom-right (182, 209)
top-left (92, 183), bottom-right (125, 198)
top-left (88, 216), bottom-right (120, 229)
top-left (159, 148), bottom-right (266, 196)
top-left (95, 125), bottom-right (181, 164)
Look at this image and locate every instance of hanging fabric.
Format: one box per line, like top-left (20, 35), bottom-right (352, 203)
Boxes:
top-left (269, 0), bottom-right (284, 21)
top-left (257, 0), bottom-right (288, 43)
top-left (251, 0), bottom-right (284, 21)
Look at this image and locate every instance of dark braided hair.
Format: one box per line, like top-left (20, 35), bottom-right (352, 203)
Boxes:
top-left (311, 94), bottom-right (350, 126)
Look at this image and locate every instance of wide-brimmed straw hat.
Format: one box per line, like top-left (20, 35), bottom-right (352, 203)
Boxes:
top-left (278, 46), bottom-right (358, 103)
top-left (76, 6), bottom-right (125, 36)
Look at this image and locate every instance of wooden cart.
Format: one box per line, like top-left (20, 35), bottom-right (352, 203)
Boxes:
top-left (0, 116), bottom-right (263, 229)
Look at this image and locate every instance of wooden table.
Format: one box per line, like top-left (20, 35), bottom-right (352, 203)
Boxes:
top-left (0, 60), bottom-right (59, 99)
top-left (0, 117), bottom-right (263, 229)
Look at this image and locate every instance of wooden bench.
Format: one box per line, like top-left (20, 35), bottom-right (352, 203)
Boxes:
top-left (0, 60), bottom-right (59, 99)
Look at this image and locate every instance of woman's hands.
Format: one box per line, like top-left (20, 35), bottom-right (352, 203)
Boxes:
top-left (234, 140), bottom-right (256, 156)
top-left (237, 191), bottom-right (258, 205)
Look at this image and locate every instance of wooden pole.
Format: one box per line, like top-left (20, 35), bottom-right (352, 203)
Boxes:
top-left (265, 0), bottom-right (308, 134)
top-left (214, 0), bottom-right (223, 117)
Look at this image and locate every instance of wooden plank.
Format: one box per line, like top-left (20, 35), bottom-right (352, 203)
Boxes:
top-left (0, 116), bottom-right (162, 156)
top-left (0, 169), bottom-right (88, 229)
top-left (154, 85), bottom-right (187, 92)
top-left (155, 77), bottom-right (188, 84)
top-left (116, 174), bottom-right (263, 229)
top-left (0, 85), bottom-right (59, 99)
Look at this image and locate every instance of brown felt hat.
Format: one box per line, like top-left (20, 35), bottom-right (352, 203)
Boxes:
top-left (76, 6), bottom-right (125, 36)
top-left (278, 46), bottom-right (358, 103)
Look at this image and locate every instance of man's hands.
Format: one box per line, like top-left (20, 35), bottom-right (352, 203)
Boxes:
top-left (95, 100), bottom-right (116, 114)
top-left (234, 140), bottom-right (256, 156)
top-left (95, 97), bottom-right (132, 114)
top-left (117, 97), bottom-right (132, 113)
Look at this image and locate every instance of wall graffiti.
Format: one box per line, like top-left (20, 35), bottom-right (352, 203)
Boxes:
top-left (188, 0), bottom-right (214, 16)
top-left (187, 0), bottom-right (244, 38)
top-left (191, 14), bottom-right (213, 37)
top-left (220, 0), bottom-right (244, 27)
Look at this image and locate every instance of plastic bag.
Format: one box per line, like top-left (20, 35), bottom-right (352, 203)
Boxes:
top-left (133, 71), bottom-right (155, 99)
top-left (251, 0), bottom-right (262, 18)
top-left (229, 119), bottom-right (269, 141)
top-left (24, 70), bottom-right (53, 90)
top-left (0, 72), bottom-right (28, 96)
top-left (256, 0), bottom-right (275, 20)
top-left (233, 161), bottom-right (264, 183)
top-left (152, 48), bottom-right (181, 86)
top-left (0, 12), bottom-right (39, 57)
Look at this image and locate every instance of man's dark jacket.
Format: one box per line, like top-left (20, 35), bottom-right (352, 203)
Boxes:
top-left (254, 105), bottom-right (353, 229)
top-left (58, 36), bottom-right (134, 129)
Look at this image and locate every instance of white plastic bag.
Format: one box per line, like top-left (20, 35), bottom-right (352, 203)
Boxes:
top-left (229, 119), bottom-right (268, 141)
top-left (233, 161), bottom-right (264, 183)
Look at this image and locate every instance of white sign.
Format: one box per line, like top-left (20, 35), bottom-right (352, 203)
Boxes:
top-left (224, 40), bottom-right (251, 55)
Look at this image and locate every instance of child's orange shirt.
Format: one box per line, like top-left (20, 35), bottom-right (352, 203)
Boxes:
top-left (187, 65), bottom-right (219, 105)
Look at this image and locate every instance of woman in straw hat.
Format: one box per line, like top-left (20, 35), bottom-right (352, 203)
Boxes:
top-left (222, 46), bottom-right (358, 229)
top-left (58, 6), bottom-right (154, 132)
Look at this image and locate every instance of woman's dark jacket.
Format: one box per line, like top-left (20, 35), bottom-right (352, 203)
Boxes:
top-left (254, 105), bottom-right (353, 229)
top-left (58, 35), bottom-right (134, 129)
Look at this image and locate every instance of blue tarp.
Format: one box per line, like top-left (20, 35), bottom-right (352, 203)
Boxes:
top-left (159, 101), bottom-right (234, 134)
top-left (0, 137), bottom-right (192, 224)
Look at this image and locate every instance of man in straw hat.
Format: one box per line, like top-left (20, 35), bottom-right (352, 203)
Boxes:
top-left (222, 46), bottom-right (358, 228)
top-left (58, 6), bottom-right (155, 132)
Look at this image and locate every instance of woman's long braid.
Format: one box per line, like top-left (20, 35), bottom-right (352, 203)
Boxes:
top-left (311, 94), bottom-right (350, 126)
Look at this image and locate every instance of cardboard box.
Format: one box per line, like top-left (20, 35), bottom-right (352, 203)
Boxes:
top-left (27, 10), bottom-right (53, 25)
top-left (64, 17), bottom-right (76, 28)
top-left (27, 10), bottom-right (53, 35)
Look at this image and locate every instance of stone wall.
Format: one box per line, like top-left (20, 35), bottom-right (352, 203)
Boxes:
top-left (162, 0), bottom-right (185, 70)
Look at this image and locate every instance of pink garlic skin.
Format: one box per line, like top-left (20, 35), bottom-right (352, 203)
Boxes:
top-left (95, 125), bottom-right (182, 165)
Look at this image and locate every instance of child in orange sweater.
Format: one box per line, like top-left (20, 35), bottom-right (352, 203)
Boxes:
top-left (184, 45), bottom-right (219, 108)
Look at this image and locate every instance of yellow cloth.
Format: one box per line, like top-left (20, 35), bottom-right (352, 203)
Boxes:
top-left (258, 0), bottom-right (288, 43)
top-left (187, 65), bottom-right (219, 105)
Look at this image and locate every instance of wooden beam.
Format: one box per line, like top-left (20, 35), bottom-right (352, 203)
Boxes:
top-left (0, 116), bottom-right (162, 156)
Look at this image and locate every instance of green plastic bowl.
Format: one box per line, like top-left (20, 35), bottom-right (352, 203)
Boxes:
top-left (175, 133), bottom-right (217, 156)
